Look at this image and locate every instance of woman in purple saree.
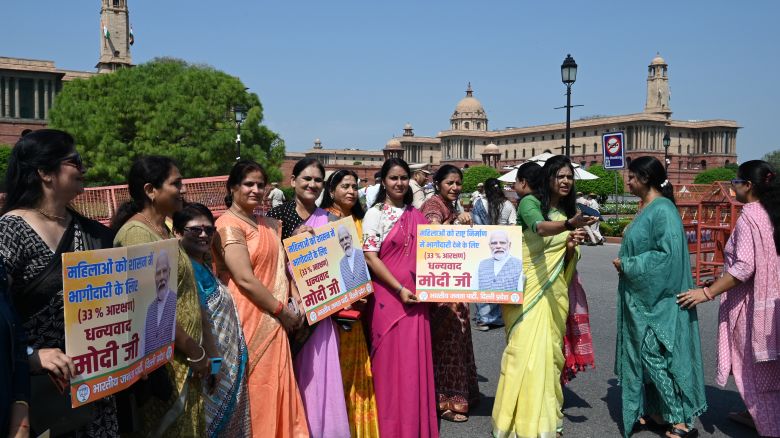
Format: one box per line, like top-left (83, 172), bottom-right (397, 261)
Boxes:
top-left (267, 158), bottom-right (349, 438)
top-left (362, 158), bottom-right (438, 438)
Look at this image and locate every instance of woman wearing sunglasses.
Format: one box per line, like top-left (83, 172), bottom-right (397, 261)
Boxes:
top-left (0, 129), bottom-right (118, 436)
top-left (173, 203), bottom-right (251, 437)
top-left (677, 160), bottom-right (780, 437)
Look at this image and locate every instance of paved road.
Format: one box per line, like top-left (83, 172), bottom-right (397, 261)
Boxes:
top-left (440, 243), bottom-right (756, 438)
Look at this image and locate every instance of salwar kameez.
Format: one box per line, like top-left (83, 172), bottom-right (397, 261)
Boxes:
top-left (615, 197), bottom-right (707, 437)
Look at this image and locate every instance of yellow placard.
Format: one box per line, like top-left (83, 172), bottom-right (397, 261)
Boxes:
top-left (63, 239), bottom-right (179, 407)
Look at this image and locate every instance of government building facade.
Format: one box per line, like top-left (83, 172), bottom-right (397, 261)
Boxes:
top-left (289, 54), bottom-right (738, 185)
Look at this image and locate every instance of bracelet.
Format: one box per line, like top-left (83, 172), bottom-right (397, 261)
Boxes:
top-left (13, 400), bottom-right (29, 408)
top-left (564, 219), bottom-right (575, 231)
top-left (702, 287), bottom-right (714, 301)
top-left (186, 345), bottom-right (206, 363)
top-left (272, 300), bottom-right (284, 317)
top-left (397, 284), bottom-right (404, 295)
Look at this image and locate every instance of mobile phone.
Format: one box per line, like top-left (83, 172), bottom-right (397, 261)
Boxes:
top-left (287, 297), bottom-right (300, 316)
top-left (209, 357), bottom-right (222, 375)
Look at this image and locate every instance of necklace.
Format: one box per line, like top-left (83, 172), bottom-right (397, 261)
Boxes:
top-left (36, 208), bottom-right (67, 222)
top-left (228, 206), bottom-right (258, 228)
top-left (138, 212), bottom-right (169, 238)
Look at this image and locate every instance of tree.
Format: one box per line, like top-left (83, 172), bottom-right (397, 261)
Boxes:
top-left (462, 165), bottom-right (500, 194)
top-left (50, 58), bottom-right (282, 185)
top-left (574, 164), bottom-right (624, 202)
top-left (693, 167), bottom-right (736, 184)
top-left (0, 145), bottom-right (11, 192)
top-left (763, 149), bottom-right (780, 170)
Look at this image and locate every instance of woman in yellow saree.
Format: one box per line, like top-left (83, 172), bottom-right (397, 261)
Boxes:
top-left (492, 156), bottom-right (594, 438)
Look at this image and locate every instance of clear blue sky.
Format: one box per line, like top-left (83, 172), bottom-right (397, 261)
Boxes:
top-left (2, 1), bottom-right (777, 161)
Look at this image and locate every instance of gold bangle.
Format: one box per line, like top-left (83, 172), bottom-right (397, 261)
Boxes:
top-left (13, 400), bottom-right (29, 407)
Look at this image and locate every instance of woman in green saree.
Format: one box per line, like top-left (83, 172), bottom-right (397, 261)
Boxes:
top-left (613, 156), bottom-right (706, 438)
top-left (492, 156), bottom-right (592, 438)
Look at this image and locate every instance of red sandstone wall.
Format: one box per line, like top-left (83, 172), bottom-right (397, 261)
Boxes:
top-left (0, 120), bottom-right (48, 145)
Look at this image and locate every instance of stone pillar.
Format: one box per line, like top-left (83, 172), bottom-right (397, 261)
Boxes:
top-left (14, 77), bottom-right (20, 118)
top-left (34, 78), bottom-right (40, 119)
top-left (0, 76), bottom-right (4, 117)
top-left (44, 80), bottom-right (50, 120)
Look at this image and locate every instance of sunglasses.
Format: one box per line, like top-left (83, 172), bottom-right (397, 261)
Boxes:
top-left (730, 178), bottom-right (747, 185)
top-left (182, 226), bottom-right (216, 237)
top-left (61, 153), bottom-right (84, 169)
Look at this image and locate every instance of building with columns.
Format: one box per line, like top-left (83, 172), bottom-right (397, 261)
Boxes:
top-left (1, 0), bottom-right (132, 144)
top-left (382, 53), bottom-right (738, 185)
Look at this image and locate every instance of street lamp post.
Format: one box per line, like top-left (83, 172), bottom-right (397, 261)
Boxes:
top-left (663, 130), bottom-right (671, 171)
top-left (233, 105), bottom-right (247, 161)
top-left (561, 54), bottom-right (577, 157)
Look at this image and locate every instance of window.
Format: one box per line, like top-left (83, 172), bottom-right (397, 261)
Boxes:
top-left (505, 150), bottom-right (508, 159)
top-left (514, 150), bottom-right (517, 159)
top-left (572, 132), bottom-right (576, 138)
top-left (477, 122), bottom-right (481, 129)
top-left (464, 122), bottom-right (470, 130)
top-left (531, 137), bottom-right (535, 141)
top-left (701, 160), bottom-right (707, 170)
top-left (678, 145), bottom-right (681, 154)
top-left (483, 141), bottom-right (487, 145)
top-left (505, 139), bottom-right (509, 145)
top-left (522, 137), bottom-right (526, 143)
top-left (580, 161), bottom-right (586, 168)
top-left (561, 134), bottom-right (565, 139)
top-left (593, 130), bottom-right (598, 136)
top-left (582, 131), bottom-right (587, 137)
top-left (430, 156), bottom-right (433, 163)
top-left (542, 135), bottom-right (545, 140)
top-left (593, 143), bottom-right (597, 153)
top-left (532, 148), bottom-right (535, 155)
top-left (522, 149), bottom-right (526, 158)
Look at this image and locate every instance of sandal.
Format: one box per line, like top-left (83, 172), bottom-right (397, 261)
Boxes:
top-left (440, 409), bottom-right (468, 423)
top-left (728, 411), bottom-right (755, 430)
top-left (633, 415), bottom-right (666, 432)
top-left (666, 425), bottom-right (698, 438)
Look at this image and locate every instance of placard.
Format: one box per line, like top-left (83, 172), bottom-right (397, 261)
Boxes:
top-left (415, 225), bottom-right (524, 303)
top-left (63, 239), bottom-right (179, 407)
top-left (283, 217), bottom-right (373, 324)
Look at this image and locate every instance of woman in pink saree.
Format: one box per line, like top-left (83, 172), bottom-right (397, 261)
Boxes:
top-left (678, 160), bottom-right (780, 437)
top-left (362, 158), bottom-right (438, 438)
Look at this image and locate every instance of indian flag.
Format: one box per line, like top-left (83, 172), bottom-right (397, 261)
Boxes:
top-left (129, 25), bottom-right (134, 45)
top-left (102, 21), bottom-right (110, 40)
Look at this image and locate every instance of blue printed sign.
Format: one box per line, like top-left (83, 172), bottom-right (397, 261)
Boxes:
top-left (602, 132), bottom-right (625, 169)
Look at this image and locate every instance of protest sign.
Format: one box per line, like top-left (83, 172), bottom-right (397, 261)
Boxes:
top-left (283, 217), bottom-right (373, 325)
top-left (415, 225), bottom-right (524, 303)
top-left (63, 239), bottom-right (179, 407)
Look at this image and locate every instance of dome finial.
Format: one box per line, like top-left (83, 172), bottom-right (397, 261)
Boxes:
top-left (466, 82), bottom-right (473, 97)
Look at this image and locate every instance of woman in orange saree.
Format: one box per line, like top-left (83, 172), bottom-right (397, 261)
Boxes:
top-left (213, 160), bottom-right (309, 438)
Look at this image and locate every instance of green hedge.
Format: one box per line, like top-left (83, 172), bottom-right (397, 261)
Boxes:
top-left (600, 218), bottom-right (633, 237)
top-left (600, 202), bottom-right (639, 215)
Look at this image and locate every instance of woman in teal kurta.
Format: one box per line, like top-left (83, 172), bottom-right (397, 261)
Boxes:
top-left (612, 157), bottom-right (706, 438)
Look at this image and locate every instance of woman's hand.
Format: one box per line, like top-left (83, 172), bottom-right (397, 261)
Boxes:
top-left (676, 288), bottom-right (711, 309)
top-left (570, 211), bottom-right (598, 228)
top-left (399, 286), bottom-right (419, 304)
top-left (455, 212), bottom-right (472, 225)
top-left (30, 348), bottom-right (75, 380)
top-left (612, 258), bottom-right (622, 273)
top-left (278, 306), bottom-right (304, 331)
top-left (187, 346), bottom-right (209, 379)
top-left (566, 228), bottom-right (587, 249)
top-left (292, 224), bottom-right (315, 236)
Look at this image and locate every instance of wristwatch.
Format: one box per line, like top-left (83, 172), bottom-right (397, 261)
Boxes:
top-left (564, 219), bottom-right (575, 231)
top-left (26, 346), bottom-right (34, 357)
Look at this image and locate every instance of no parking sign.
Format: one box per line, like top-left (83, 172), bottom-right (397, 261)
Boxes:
top-left (602, 132), bottom-right (625, 169)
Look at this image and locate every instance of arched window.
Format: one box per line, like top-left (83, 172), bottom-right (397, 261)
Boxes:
top-left (477, 122), bottom-right (481, 129)
top-left (514, 150), bottom-right (517, 159)
top-left (593, 143), bottom-right (597, 153)
top-left (531, 148), bottom-right (535, 156)
top-left (505, 150), bottom-right (508, 159)
top-left (464, 122), bottom-right (470, 130)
